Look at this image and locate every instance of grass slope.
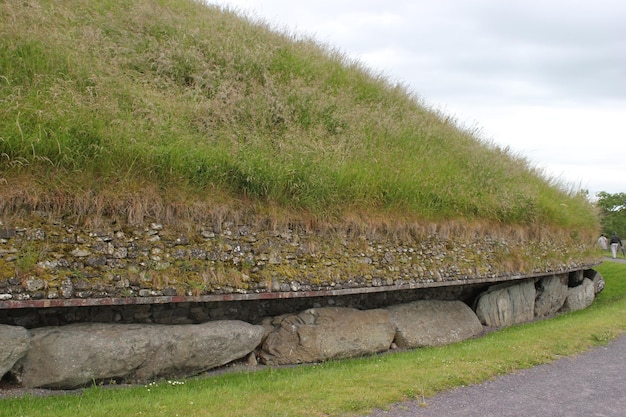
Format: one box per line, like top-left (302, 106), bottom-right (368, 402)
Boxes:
top-left (0, 0), bottom-right (597, 231)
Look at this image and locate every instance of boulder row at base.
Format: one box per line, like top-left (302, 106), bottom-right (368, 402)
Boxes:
top-left (2, 271), bottom-right (605, 389)
top-left (13, 321), bottom-right (264, 389)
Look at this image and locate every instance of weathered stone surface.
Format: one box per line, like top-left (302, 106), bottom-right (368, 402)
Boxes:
top-left (586, 269), bottom-right (605, 294)
top-left (475, 280), bottom-right (536, 327)
top-left (13, 321), bottom-right (264, 389)
top-left (259, 307), bottom-right (395, 365)
top-left (534, 274), bottom-right (569, 318)
top-left (386, 300), bottom-right (483, 348)
top-left (0, 325), bottom-right (30, 378)
top-left (560, 278), bottom-right (595, 313)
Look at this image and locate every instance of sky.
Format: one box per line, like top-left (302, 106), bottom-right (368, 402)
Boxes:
top-left (211, 0), bottom-right (626, 197)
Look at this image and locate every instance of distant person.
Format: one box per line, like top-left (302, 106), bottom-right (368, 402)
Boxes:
top-left (598, 234), bottom-right (609, 251)
top-left (610, 232), bottom-right (622, 259)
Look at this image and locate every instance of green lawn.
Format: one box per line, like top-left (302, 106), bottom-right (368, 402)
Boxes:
top-left (1, 261), bottom-right (624, 417)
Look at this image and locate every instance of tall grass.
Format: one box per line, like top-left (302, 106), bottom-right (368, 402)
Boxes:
top-left (1, 261), bottom-right (623, 416)
top-left (0, 0), bottom-right (597, 231)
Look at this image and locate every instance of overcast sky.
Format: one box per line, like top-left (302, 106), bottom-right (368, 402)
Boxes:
top-left (211, 0), bottom-right (626, 197)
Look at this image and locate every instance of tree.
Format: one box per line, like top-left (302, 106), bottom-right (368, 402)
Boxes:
top-left (596, 192), bottom-right (626, 237)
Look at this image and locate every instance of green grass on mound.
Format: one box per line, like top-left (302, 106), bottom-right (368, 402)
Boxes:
top-left (0, 0), bottom-right (597, 232)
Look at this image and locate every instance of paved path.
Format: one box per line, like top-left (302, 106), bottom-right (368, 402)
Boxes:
top-left (364, 335), bottom-right (626, 417)
top-left (606, 256), bottom-right (626, 264)
top-left (364, 260), bottom-right (626, 417)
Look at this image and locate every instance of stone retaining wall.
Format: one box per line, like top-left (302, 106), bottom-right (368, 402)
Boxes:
top-left (0, 216), bottom-right (599, 304)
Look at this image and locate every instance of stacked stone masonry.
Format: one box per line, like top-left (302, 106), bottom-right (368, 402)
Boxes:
top-left (0, 217), bottom-right (598, 304)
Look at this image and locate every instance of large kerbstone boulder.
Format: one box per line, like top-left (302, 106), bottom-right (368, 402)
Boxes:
top-left (0, 325), bottom-right (30, 378)
top-left (386, 300), bottom-right (483, 348)
top-left (259, 307), bottom-right (395, 365)
top-left (560, 278), bottom-right (595, 313)
top-left (475, 280), bottom-right (536, 327)
top-left (534, 274), bottom-right (569, 318)
top-left (13, 321), bottom-right (264, 389)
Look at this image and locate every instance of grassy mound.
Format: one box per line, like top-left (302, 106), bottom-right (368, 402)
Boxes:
top-left (0, 0), bottom-right (597, 232)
